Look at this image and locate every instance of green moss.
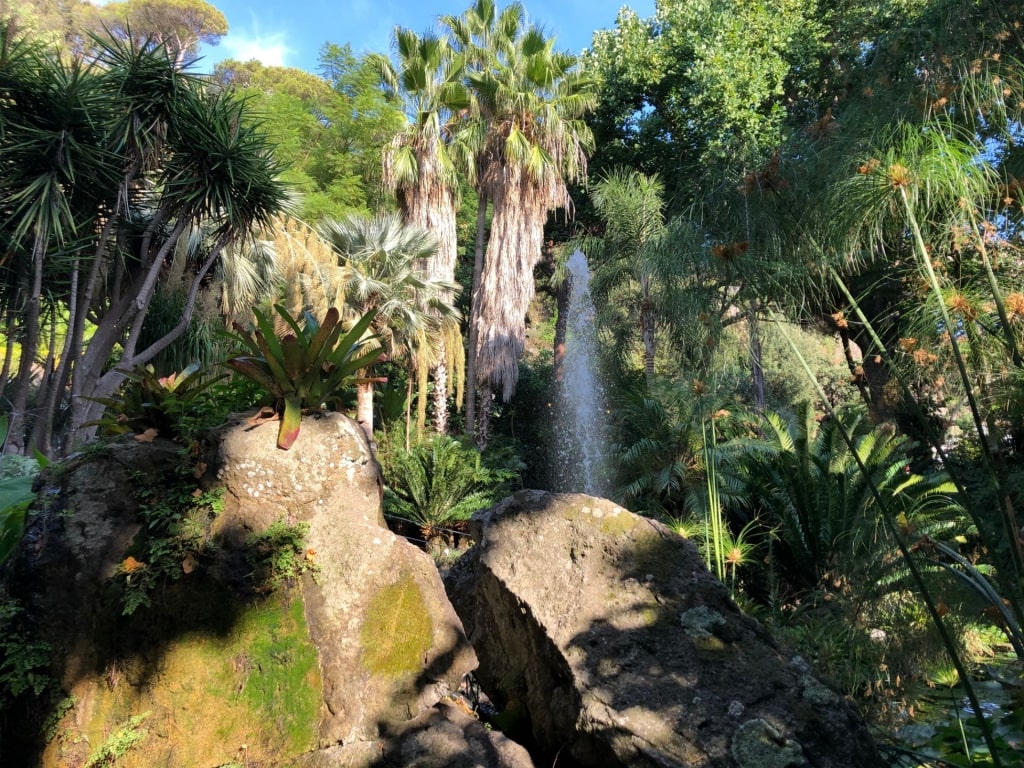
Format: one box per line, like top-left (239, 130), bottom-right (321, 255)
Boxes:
top-left (66, 585), bottom-right (320, 767)
top-left (359, 573), bottom-right (433, 678)
top-left (237, 596), bottom-right (320, 749)
top-left (598, 509), bottom-right (639, 536)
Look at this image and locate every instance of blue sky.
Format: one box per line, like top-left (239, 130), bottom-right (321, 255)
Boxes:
top-left (197, 1), bottom-right (656, 74)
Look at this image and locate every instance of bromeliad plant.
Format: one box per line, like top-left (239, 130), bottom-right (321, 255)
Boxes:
top-left (225, 305), bottom-right (381, 449)
top-left (87, 362), bottom-right (227, 443)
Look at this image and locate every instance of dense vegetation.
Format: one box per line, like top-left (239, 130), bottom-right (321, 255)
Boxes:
top-left (2, 0), bottom-right (1024, 764)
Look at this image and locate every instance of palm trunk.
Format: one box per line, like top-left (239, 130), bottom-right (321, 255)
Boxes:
top-left (465, 192), bottom-right (488, 440)
top-left (357, 380), bottom-right (375, 443)
top-left (432, 360), bottom-right (449, 435)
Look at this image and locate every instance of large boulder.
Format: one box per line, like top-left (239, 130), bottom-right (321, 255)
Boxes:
top-left (3, 414), bottom-right (529, 767)
top-left (445, 490), bottom-right (882, 768)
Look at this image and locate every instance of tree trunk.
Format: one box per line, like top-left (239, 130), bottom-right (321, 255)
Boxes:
top-left (6, 232), bottom-right (46, 455)
top-left (476, 387), bottom-right (493, 451)
top-left (465, 192), bottom-right (488, 440)
top-left (357, 380), bottom-right (375, 444)
top-left (432, 360), bottom-right (449, 435)
top-left (0, 311), bottom-right (15, 402)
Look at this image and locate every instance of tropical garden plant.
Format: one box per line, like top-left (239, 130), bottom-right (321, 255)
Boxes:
top-left (0, 23), bottom-right (288, 457)
top-left (318, 211), bottom-right (461, 440)
top-left (225, 305), bottom-right (380, 449)
top-left (443, 0), bottom-right (597, 444)
top-left (380, 432), bottom-right (518, 540)
top-left (369, 28), bottom-right (471, 435)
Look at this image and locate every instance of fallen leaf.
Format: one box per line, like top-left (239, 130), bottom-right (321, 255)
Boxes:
top-left (121, 556), bottom-right (145, 573)
top-left (135, 428), bottom-right (158, 443)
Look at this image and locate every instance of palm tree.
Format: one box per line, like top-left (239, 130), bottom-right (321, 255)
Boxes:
top-left (318, 212), bottom-right (460, 441)
top-left (445, 2), bottom-right (596, 444)
top-left (369, 28), bottom-right (472, 435)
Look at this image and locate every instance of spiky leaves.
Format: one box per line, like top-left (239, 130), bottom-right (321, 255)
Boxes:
top-left (226, 306), bottom-right (379, 449)
top-left (371, 28), bottom-right (472, 434)
top-left (318, 212), bottom-right (462, 438)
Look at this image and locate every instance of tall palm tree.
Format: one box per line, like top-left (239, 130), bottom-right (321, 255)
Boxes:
top-left (369, 28), bottom-right (472, 435)
top-left (319, 212), bottom-right (460, 441)
top-left (446, 1), bottom-right (596, 444)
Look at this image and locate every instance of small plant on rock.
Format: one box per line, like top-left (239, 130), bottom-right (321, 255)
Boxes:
top-left (86, 362), bottom-right (227, 444)
top-left (247, 520), bottom-right (319, 591)
top-left (225, 305), bottom-right (380, 449)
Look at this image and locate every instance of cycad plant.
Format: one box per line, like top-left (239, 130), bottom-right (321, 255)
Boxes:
top-left (746, 402), bottom-right (964, 592)
top-left (380, 433), bottom-right (518, 540)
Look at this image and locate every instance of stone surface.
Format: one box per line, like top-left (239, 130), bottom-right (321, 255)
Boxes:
top-left (298, 701), bottom-right (536, 768)
top-left (212, 412), bottom-right (479, 746)
top-left (3, 414), bottom-right (488, 766)
top-left (445, 490), bottom-right (882, 768)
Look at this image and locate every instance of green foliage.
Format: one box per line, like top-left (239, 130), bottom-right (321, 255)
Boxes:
top-left (0, 414), bottom-right (47, 565)
top-left (380, 433), bottom-right (519, 538)
top-left (118, 463), bottom-right (224, 615)
top-left (212, 49), bottom-right (405, 220)
top-left (747, 403), bottom-right (964, 591)
top-left (0, 596), bottom-right (52, 700)
top-left (225, 304), bottom-right (380, 449)
top-left (0, 20), bottom-right (289, 456)
top-left (85, 712), bottom-right (150, 768)
top-left (246, 521), bottom-right (319, 592)
top-left (86, 363), bottom-right (227, 444)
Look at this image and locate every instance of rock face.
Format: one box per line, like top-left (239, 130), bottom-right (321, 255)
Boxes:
top-left (3, 414), bottom-right (531, 767)
top-left (445, 490), bottom-right (882, 768)
top-left (212, 412), bottom-right (479, 748)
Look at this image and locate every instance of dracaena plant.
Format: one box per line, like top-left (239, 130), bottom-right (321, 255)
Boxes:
top-left (225, 305), bottom-right (380, 449)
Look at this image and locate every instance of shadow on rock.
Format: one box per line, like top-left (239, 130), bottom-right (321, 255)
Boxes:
top-left (445, 490), bottom-right (882, 768)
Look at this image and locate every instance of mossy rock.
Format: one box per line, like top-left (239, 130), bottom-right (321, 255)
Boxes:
top-left (360, 573), bottom-right (434, 678)
top-left (43, 585), bottom-right (320, 768)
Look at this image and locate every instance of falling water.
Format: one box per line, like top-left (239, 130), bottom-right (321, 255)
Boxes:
top-left (554, 250), bottom-right (610, 496)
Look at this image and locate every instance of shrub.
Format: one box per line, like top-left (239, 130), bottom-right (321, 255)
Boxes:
top-left (381, 435), bottom-right (519, 540)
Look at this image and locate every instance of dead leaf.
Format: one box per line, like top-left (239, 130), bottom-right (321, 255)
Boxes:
top-left (121, 556), bottom-right (145, 573)
top-left (182, 554), bottom-right (197, 574)
top-left (135, 428), bottom-right (158, 443)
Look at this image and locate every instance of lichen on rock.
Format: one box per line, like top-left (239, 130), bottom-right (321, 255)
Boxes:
top-left (679, 605), bottom-right (726, 640)
top-left (731, 718), bottom-right (806, 768)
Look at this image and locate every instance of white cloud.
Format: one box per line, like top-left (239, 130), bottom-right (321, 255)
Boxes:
top-left (219, 28), bottom-right (292, 68)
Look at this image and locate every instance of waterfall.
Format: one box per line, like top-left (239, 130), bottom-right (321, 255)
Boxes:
top-left (554, 250), bottom-right (610, 496)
